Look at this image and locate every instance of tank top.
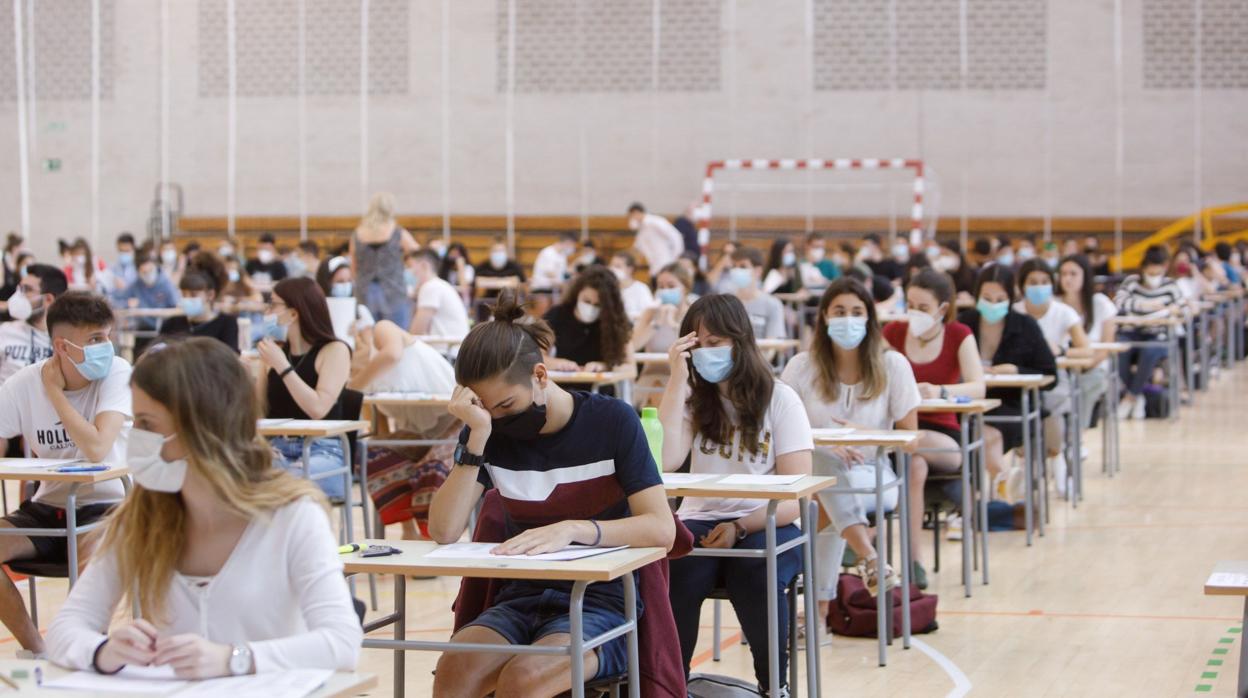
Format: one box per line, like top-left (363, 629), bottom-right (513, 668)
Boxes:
top-left (265, 340), bottom-right (346, 421)
top-left (353, 226), bottom-right (407, 308)
top-left (881, 320), bottom-right (972, 433)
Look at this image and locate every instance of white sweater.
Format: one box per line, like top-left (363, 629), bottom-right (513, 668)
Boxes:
top-left (47, 498), bottom-right (362, 673)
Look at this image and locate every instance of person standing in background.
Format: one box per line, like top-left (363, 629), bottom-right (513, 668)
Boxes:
top-left (627, 202), bottom-right (684, 279)
top-left (350, 192), bottom-right (420, 326)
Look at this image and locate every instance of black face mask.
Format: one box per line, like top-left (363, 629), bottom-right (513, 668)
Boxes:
top-left (490, 383), bottom-right (548, 440)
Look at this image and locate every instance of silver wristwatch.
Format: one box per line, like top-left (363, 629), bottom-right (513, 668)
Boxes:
top-left (228, 644), bottom-right (254, 676)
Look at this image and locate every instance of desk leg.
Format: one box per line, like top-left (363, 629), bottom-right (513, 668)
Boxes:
top-left (1033, 388), bottom-right (1047, 536)
top-left (570, 580), bottom-right (588, 698)
top-left (623, 574), bottom-right (640, 698)
top-left (1169, 333), bottom-right (1181, 420)
top-left (799, 498), bottom-right (820, 698)
top-left (1184, 316), bottom-right (1196, 404)
top-left (959, 415), bottom-right (972, 598)
top-left (67, 484), bottom-right (79, 587)
top-left (976, 414), bottom-right (990, 586)
top-left (1200, 310), bottom-right (1211, 392)
top-left (899, 451), bottom-right (911, 650)
top-left (1240, 598), bottom-right (1248, 698)
top-left (874, 461), bottom-right (888, 664)
top-left (765, 501), bottom-right (782, 691)
top-left (358, 438), bottom-right (379, 611)
top-left (1070, 370), bottom-right (1082, 505)
top-left (1021, 389), bottom-right (1034, 547)
top-left (339, 435), bottom-right (357, 597)
top-left (394, 574), bottom-right (406, 698)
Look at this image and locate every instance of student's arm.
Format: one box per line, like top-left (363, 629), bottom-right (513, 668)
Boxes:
top-left (657, 333), bottom-right (697, 471)
top-left (945, 334), bottom-right (987, 399)
top-left (630, 306), bottom-right (658, 351)
top-left (409, 307), bottom-right (434, 335)
top-left (45, 550), bottom-right (132, 671)
top-left (41, 362), bottom-right (126, 463)
top-left (399, 228), bottom-right (420, 254)
top-left (428, 388), bottom-right (490, 544)
top-left (731, 449), bottom-right (810, 531)
top-left (277, 342), bottom-right (350, 420)
top-left (1065, 322), bottom-right (1091, 355)
top-left (348, 321), bottom-right (403, 391)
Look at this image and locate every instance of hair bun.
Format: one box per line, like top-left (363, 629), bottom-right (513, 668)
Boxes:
top-left (490, 289), bottom-right (526, 323)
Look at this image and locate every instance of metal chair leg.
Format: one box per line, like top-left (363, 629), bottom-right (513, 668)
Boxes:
top-left (27, 577), bottom-right (37, 629)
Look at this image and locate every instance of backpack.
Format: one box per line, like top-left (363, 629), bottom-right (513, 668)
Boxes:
top-left (826, 573), bottom-right (939, 638)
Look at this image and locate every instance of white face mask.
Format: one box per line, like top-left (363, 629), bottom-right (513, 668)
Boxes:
top-left (73, 255), bottom-right (87, 267)
top-left (575, 301), bottom-right (601, 324)
top-left (906, 308), bottom-right (940, 338)
top-left (807, 248), bottom-right (825, 263)
top-left (126, 428), bottom-right (188, 493)
top-left (257, 249), bottom-right (275, 264)
top-left (611, 267), bottom-right (629, 283)
top-left (628, 217), bottom-right (641, 232)
top-left (6, 290), bottom-right (32, 322)
top-left (1143, 273), bottom-right (1164, 289)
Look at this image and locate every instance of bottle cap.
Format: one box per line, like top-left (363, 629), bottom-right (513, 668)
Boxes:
top-left (641, 407), bottom-right (658, 418)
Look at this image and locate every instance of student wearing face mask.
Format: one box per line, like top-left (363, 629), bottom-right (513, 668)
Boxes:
top-left (244, 234), bottom-right (288, 287)
top-left (0, 292), bottom-right (130, 654)
top-left (46, 338), bottom-right (362, 678)
top-left (427, 292), bottom-right (676, 698)
top-left (121, 254), bottom-right (180, 311)
top-left (762, 239), bottom-right (804, 295)
top-left (531, 232), bottom-right (578, 294)
top-left (1016, 237), bottom-right (1037, 264)
top-left (726, 247), bottom-right (787, 340)
top-left (631, 263), bottom-right (694, 407)
top-left (407, 250), bottom-right (470, 341)
top-left (0, 264), bottom-right (66, 385)
top-left (63, 238), bottom-right (111, 294)
top-left (608, 251), bottom-right (654, 321)
top-left (314, 256), bottom-right (376, 352)
top-left (437, 242), bottom-right (476, 294)
top-left (659, 294), bottom-right (812, 698)
top-left (254, 278), bottom-right (351, 499)
top-left (158, 242), bottom-right (181, 282)
top-left (866, 238), bottom-right (907, 282)
top-left (1113, 245), bottom-right (1184, 420)
top-left (542, 267), bottom-right (635, 388)
top-left (158, 260), bottom-right (240, 353)
top-left (957, 264), bottom-right (1057, 498)
top-left (800, 233), bottom-right (840, 290)
top-left (627, 202), bottom-right (684, 278)
top-left (110, 233), bottom-right (138, 295)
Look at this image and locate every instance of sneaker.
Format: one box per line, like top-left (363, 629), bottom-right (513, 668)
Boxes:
top-left (1006, 465), bottom-right (1027, 504)
top-left (758, 685), bottom-right (790, 698)
top-left (946, 514), bottom-right (963, 541)
top-left (911, 560), bottom-right (929, 591)
top-left (856, 557), bottom-right (899, 597)
top-left (1131, 396), bottom-right (1146, 420)
top-left (1051, 453), bottom-right (1068, 497)
top-left (1117, 397), bottom-right (1135, 420)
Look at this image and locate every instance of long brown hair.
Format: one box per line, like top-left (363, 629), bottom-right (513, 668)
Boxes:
top-left (680, 294), bottom-right (774, 451)
top-left (274, 276), bottom-right (338, 347)
top-left (558, 266), bottom-right (631, 366)
top-left (103, 338), bottom-right (324, 621)
top-left (811, 278), bottom-right (888, 402)
top-left (456, 289), bottom-right (555, 386)
top-left (71, 237), bottom-right (95, 283)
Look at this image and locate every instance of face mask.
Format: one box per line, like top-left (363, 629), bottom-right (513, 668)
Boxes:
top-left (6, 289), bottom-right (32, 322)
top-left (1017, 247), bottom-right (1036, 262)
top-left (219, 245), bottom-right (235, 258)
top-left (259, 249), bottom-right (277, 265)
top-left (575, 301), bottom-right (601, 324)
top-left (18, 265), bottom-right (28, 278)
top-left (118, 252), bottom-right (134, 266)
top-left (1024, 284), bottom-right (1052, 306)
top-left (728, 267), bottom-right (754, 290)
top-left (691, 346), bottom-right (733, 383)
top-left (161, 249), bottom-right (178, 265)
top-left (262, 314), bottom-right (289, 342)
top-left (1043, 256), bottom-right (1059, 270)
top-left (490, 379), bottom-right (548, 440)
top-left (781, 252), bottom-right (796, 268)
top-left (628, 217), bottom-right (641, 232)
top-left (65, 340), bottom-right (114, 381)
top-left (489, 251), bottom-right (508, 270)
top-left (331, 282), bottom-right (353, 298)
top-left (73, 255), bottom-right (87, 267)
top-left (180, 297), bottom-right (205, 318)
top-left (227, 269), bottom-right (240, 283)
top-left (126, 428), bottom-right (187, 493)
top-left (140, 271), bottom-right (158, 286)
top-left (925, 246), bottom-right (941, 261)
top-left (431, 244), bottom-right (447, 259)
top-left (657, 288), bottom-right (683, 306)
top-left (997, 252), bottom-right (1015, 268)
top-left (404, 269), bottom-right (418, 288)
top-left (977, 299), bottom-right (1010, 324)
top-left (891, 243), bottom-right (910, 262)
top-left (1143, 274), bottom-right (1164, 289)
top-left (577, 253), bottom-right (595, 266)
top-left (611, 268), bottom-right (629, 283)
top-left (286, 257), bottom-right (307, 277)
top-left (826, 316), bottom-right (868, 350)
top-left (808, 248), bottom-right (825, 263)
top-left (906, 308), bottom-right (939, 337)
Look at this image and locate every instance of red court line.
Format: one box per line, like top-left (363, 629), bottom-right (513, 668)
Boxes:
top-left (941, 609), bottom-right (1238, 622)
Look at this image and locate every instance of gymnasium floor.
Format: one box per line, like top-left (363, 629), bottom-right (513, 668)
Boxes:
top-left (7, 366), bottom-right (1246, 696)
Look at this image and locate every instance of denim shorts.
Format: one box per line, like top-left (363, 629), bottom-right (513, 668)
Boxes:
top-left (464, 587), bottom-right (631, 681)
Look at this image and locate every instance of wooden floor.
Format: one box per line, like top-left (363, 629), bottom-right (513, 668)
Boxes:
top-left (9, 364), bottom-right (1248, 696)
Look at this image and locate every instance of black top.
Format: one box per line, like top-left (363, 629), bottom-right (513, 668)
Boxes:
top-left (265, 340), bottom-right (347, 420)
top-left (543, 304), bottom-right (602, 366)
top-left (867, 258), bottom-right (905, 282)
top-left (475, 261), bottom-right (527, 300)
top-left (245, 259), bottom-right (288, 282)
top-left (957, 308), bottom-right (1057, 407)
top-left (159, 314), bottom-right (240, 354)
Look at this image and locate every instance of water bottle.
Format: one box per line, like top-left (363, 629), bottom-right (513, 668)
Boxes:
top-left (640, 407), bottom-right (664, 474)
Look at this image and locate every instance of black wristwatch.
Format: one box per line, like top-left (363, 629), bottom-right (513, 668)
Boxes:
top-left (939, 386), bottom-right (949, 400)
top-left (453, 443), bottom-right (484, 467)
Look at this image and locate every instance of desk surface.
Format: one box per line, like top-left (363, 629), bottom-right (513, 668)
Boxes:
top-left (757, 338), bottom-right (801, 351)
top-left (363, 392), bottom-right (453, 407)
top-left (1089, 341), bottom-right (1130, 353)
top-left (1115, 314), bottom-right (1182, 328)
top-left (113, 307), bottom-right (184, 320)
top-left (0, 461), bottom-right (129, 484)
top-left (1204, 561), bottom-right (1248, 596)
top-left (256, 419), bottom-right (370, 438)
top-left (413, 335), bottom-right (466, 347)
top-left (1057, 356), bottom-right (1099, 371)
top-left (0, 659), bottom-right (377, 697)
top-left (812, 428), bottom-right (921, 448)
top-left (548, 370), bottom-right (632, 385)
top-left (918, 398), bottom-right (1002, 413)
top-left (633, 352), bottom-right (668, 364)
top-left (342, 539), bottom-right (666, 582)
top-left (983, 374), bottom-right (1056, 389)
top-left (661, 474), bottom-right (836, 501)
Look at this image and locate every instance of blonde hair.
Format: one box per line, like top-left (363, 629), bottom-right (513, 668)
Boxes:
top-left (362, 192), bottom-right (396, 229)
top-left (103, 338), bottom-right (325, 621)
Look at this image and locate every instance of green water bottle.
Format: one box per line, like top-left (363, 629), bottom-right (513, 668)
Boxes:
top-left (640, 407), bottom-right (664, 474)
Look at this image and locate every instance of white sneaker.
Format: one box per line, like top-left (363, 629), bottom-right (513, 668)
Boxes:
top-left (1117, 397), bottom-right (1135, 420)
top-left (946, 514), bottom-right (963, 541)
top-left (1051, 453), bottom-right (1068, 497)
top-left (1131, 397), bottom-right (1146, 420)
top-left (1006, 465), bottom-right (1027, 504)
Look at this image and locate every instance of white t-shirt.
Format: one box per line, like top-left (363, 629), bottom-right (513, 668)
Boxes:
top-left (369, 339), bottom-right (459, 434)
top-left (619, 281), bottom-right (654, 321)
top-left (530, 245), bottom-right (568, 291)
top-left (781, 350), bottom-right (921, 466)
top-left (634, 214), bottom-right (684, 273)
top-left (1014, 299), bottom-right (1082, 354)
top-left (0, 357), bottom-right (131, 507)
top-left (677, 381), bottom-right (813, 522)
top-left (416, 277), bottom-right (470, 339)
top-left (0, 321), bottom-right (52, 386)
top-left (1087, 293), bottom-right (1118, 344)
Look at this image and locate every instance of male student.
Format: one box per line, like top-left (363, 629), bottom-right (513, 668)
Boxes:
top-left (0, 264), bottom-right (67, 385)
top-left (245, 233), bottom-right (289, 285)
top-left (0, 291), bottom-right (130, 654)
top-left (408, 249), bottom-right (471, 340)
top-left (627, 202), bottom-right (684, 278)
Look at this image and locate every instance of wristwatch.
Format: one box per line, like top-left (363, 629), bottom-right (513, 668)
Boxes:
top-left (228, 644), bottom-right (253, 676)
top-left (453, 442), bottom-right (485, 467)
top-left (733, 520), bottom-right (749, 541)
top-left (939, 386), bottom-right (949, 400)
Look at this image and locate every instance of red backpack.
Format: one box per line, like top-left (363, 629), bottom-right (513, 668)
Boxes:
top-left (825, 573), bottom-right (939, 638)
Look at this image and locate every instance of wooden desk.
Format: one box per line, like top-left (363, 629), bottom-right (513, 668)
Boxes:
top-left (1205, 561), bottom-right (1248, 697)
top-left (413, 335), bottom-right (465, 348)
top-left (633, 352), bottom-right (667, 365)
top-left (346, 539), bottom-right (662, 698)
top-left (918, 398), bottom-right (1001, 413)
top-left (1089, 341), bottom-right (1130, 353)
top-left (983, 373), bottom-right (1055, 389)
top-left (362, 393), bottom-right (452, 408)
top-left (548, 370), bottom-right (634, 403)
top-left (757, 338), bottom-right (801, 352)
top-left (113, 307), bottom-right (185, 320)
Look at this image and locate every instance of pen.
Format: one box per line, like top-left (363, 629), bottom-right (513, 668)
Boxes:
top-left (338, 543), bottom-right (362, 554)
top-left (35, 666), bottom-right (42, 686)
top-left (56, 465), bottom-right (109, 473)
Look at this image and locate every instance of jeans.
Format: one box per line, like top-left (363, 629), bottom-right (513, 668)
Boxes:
top-left (270, 436), bottom-right (347, 500)
top-left (364, 281), bottom-right (412, 327)
top-left (669, 518), bottom-right (803, 691)
top-left (1117, 329), bottom-right (1168, 396)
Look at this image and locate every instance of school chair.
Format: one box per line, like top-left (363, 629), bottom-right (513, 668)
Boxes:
top-left (7, 560), bottom-right (66, 630)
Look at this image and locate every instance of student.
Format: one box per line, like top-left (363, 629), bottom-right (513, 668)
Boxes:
top-left (957, 264), bottom-right (1057, 497)
top-left (157, 240), bottom-right (183, 285)
top-left (408, 250), bottom-right (470, 340)
top-left (1214, 242), bottom-right (1243, 286)
top-left (631, 263), bottom-right (694, 406)
top-left (531, 232), bottom-right (577, 293)
top-left (427, 293), bottom-right (676, 698)
top-left (0, 292), bottom-right (130, 653)
top-left (706, 241), bottom-right (738, 294)
top-left (542, 266), bottom-right (634, 377)
top-left (474, 238), bottom-right (526, 287)
top-left (439, 242), bottom-right (476, 292)
top-left (283, 241), bottom-right (319, 280)
top-left (255, 278), bottom-right (351, 499)
top-left (109, 232), bottom-right (138, 297)
top-left (727, 247), bottom-right (787, 340)
top-left (158, 266), bottom-right (240, 353)
top-left (315, 256), bottom-right (376, 352)
top-left (882, 268), bottom-right (987, 545)
top-left (762, 238), bottom-right (803, 295)
top-left (120, 254), bottom-right (180, 311)
top-left (800, 233), bottom-right (840, 290)
top-left (609, 251), bottom-right (654, 321)
top-left (676, 251), bottom-right (712, 297)
top-left (1114, 245), bottom-right (1185, 420)
top-left (0, 264), bottom-right (67, 384)
top-left (936, 240), bottom-right (977, 300)
top-left (867, 237), bottom-right (906, 282)
top-left (782, 279), bottom-right (923, 601)
top-left (1, 233), bottom-right (23, 296)
top-left (627, 202), bottom-right (684, 276)
top-left (573, 240), bottom-right (605, 274)
top-left (245, 234), bottom-right (288, 286)
top-left (64, 238), bottom-right (110, 294)
top-left (350, 192), bottom-right (420, 326)
top-left (659, 294), bottom-right (812, 698)
top-left (46, 338), bottom-right (362, 676)
top-left (1059, 255), bottom-right (1118, 344)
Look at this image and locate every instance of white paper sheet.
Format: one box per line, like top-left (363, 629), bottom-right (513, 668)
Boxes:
top-left (1208, 572), bottom-right (1248, 589)
top-left (425, 542), bottom-right (628, 562)
top-left (257, 418), bottom-right (293, 428)
top-left (44, 666), bottom-right (331, 698)
top-left (45, 664), bottom-right (185, 694)
top-left (717, 474), bottom-right (804, 486)
top-left (0, 458), bottom-right (83, 470)
top-left (661, 473), bottom-right (718, 485)
top-left (810, 428), bottom-right (855, 439)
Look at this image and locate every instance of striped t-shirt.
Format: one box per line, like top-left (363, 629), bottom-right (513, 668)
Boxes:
top-left (1114, 274), bottom-right (1184, 337)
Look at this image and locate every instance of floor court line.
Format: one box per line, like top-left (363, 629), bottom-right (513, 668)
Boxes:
top-left (941, 609), bottom-right (1239, 623)
top-left (912, 638), bottom-right (972, 698)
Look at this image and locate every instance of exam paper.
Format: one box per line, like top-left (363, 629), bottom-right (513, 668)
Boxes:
top-left (717, 474), bottom-right (804, 486)
top-left (425, 542), bottom-right (628, 562)
top-left (661, 473), bottom-right (718, 485)
top-left (45, 664), bottom-right (186, 694)
top-left (810, 428), bottom-right (855, 439)
top-left (44, 666), bottom-right (331, 698)
top-left (0, 458), bottom-right (83, 470)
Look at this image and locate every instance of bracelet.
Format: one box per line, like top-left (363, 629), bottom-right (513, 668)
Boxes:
top-left (589, 520), bottom-right (602, 547)
top-left (92, 639), bottom-right (123, 675)
top-left (278, 365), bottom-right (296, 379)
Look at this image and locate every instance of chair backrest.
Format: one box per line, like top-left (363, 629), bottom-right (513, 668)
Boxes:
top-left (340, 388), bottom-right (365, 467)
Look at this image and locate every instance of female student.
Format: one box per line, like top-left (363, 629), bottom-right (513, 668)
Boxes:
top-left (881, 269), bottom-right (986, 550)
top-left (1058, 255), bottom-right (1118, 345)
top-left (438, 242), bottom-right (476, 293)
top-left (781, 279), bottom-right (922, 606)
top-left (630, 262), bottom-right (694, 407)
top-left (46, 338), bottom-right (362, 677)
top-left (315, 256), bottom-right (376, 352)
top-left (659, 294), bottom-right (813, 698)
top-left (608, 252), bottom-right (655, 321)
top-left (349, 192), bottom-right (420, 325)
top-left (957, 264), bottom-right (1057, 499)
top-left (158, 270), bottom-right (240, 353)
top-left (63, 238), bottom-right (110, 294)
top-left (254, 277), bottom-right (351, 499)
top-left (762, 238), bottom-right (803, 295)
top-left (542, 266), bottom-right (634, 376)
top-left (1113, 245), bottom-right (1185, 420)
top-left (427, 293), bottom-right (675, 698)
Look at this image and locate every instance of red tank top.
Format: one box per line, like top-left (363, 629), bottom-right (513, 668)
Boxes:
top-left (882, 320), bottom-right (973, 432)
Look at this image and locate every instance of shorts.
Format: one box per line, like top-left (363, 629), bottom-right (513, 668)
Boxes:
top-left (3, 500), bottom-right (115, 561)
top-left (920, 420), bottom-right (963, 444)
top-left (464, 588), bottom-right (631, 681)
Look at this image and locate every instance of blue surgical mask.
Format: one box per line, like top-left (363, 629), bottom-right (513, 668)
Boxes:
top-left (1024, 284), bottom-right (1052, 306)
top-left (227, 269), bottom-right (240, 283)
top-left (489, 251), bottom-right (508, 270)
top-left (997, 252), bottom-right (1015, 268)
top-left (118, 252), bottom-right (134, 266)
top-left (728, 268), bottom-right (754, 290)
top-left (331, 282), bottom-right (353, 298)
top-left (65, 340), bottom-right (114, 382)
top-left (691, 346), bottom-right (733, 383)
top-left (180, 297), bottom-right (205, 318)
top-left (404, 269), bottom-right (418, 288)
top-left (826, 316), bottom-right (868, 350)
top-left (782, 252), bottom-right (796, 267)
top-left (657, 288), bottom-right (683, 306)
top-left (977, 299), bottom-right (1010, 324)
top-left (262, 314), bottom-right (289, 342)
